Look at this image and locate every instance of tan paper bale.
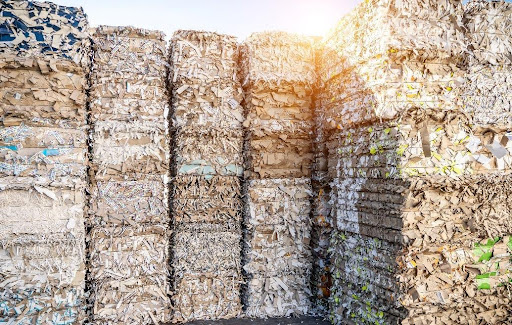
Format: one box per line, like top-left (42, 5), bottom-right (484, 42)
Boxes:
top-left (172, 224), bottom-right (242, 276)
top-left (171, 275), bottom-right (242, 322)
top-left (89, 177), bottom-right (168, 226)
top-left (91, 120), bottom-right (169, 177)
top-left (88, 225), bottom-right (171, 324)
top-left (172, 175), bottom-right (242, 224)
top-left (173, 127), bottom-right (243, 177)
top-left (244, 274), bottom-right (312, 318)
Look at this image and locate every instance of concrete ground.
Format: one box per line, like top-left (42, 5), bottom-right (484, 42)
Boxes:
top-left (185, 317), bottom-right (330, 325)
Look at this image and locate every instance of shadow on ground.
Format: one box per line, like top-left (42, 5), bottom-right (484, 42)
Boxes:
top-left (179, 316), bottom-right (330, 325)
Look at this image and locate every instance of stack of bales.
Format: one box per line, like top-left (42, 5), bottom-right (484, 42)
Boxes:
top-left (240, 32), bottom-right (315, 318)
top-left (0, 1), bottom-right (89, 323)
top-left (169, 30), bottom-right (244, 322)
top-left (320, 0), bottom-right (512, 324)
top-left (88, 26), bottom-right (170, 324)
top-left (310, 40), bottom-right (334, 316)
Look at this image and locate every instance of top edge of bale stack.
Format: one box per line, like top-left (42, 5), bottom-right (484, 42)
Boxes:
top-left (241, 31), bottom-right (316, 87)
top-left (94, 25), bottom-right (166, 40)
top-left (322, 0), bottom-right (465, 64)
top-left (0, 0), bottom-right (90, 69)
top-left (172, 29), bottom-right (238, 44)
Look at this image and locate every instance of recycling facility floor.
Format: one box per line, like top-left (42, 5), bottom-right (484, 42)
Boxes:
top-left (182, 317), bottom-right (330, 325)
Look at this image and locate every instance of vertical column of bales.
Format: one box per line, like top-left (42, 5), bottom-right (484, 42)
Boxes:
top-left (88, 26), bottom-right (170, 324)
top-left (454, 0), bottom-right (512, 321)
top-left (0, 1), bottom-right (90, 323)
top-left (240, 32), bottom-right (315, 317)
top-left (168, 31), bottom-right (244, 322)
top-left (321, 0), bottom-right (512, 324)
top-left (309, 39), bottom-right (334, 315)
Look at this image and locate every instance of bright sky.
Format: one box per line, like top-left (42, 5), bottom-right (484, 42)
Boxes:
top-left (54, 0), bottom-right (361, 40)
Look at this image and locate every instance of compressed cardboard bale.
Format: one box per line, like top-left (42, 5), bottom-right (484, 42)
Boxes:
top-left (246, 178), bottom-right (312, 229)
top-left (173, 127), bottom-right (243, 177)
top-left (92, 26), bottom-right (167, 73)
top-left (172, 223), bottom-right (242, 276)
top-left (245, 134), bottom-right (313, 179)
top-left (317, 55), bottom-right (464, 132)
top-left (169, 31), bottom-right (243, 129)
top-left (91, 120), bottom-right (169, 177)
top-left (88, 225), bottom-right (170, 324)
top-left (172, 175), bottom-right (242, 224)
top-left (171, 275), bottom-right (242, 322)
top-left (88, 177), bottom-right (168, 226)
top-left (461, 1), bottom-right (512, 127)
top-left (170, 30), bottom-right (239, 80)
top-left (0, 0), bottom-right (90, 65)
top-left (320, 0), bottom-right (464, 69)
top-left (464, 0), bottom-right (512, 66)
top-left (0, 67), bottom-right (87, 124)
top-left (243, 179), bottom-right (313, 317)
top-left (243, 224), bottom-right (312, 276)
top-left (0, 124), bottom-right (87, 180)
top-left (318, 0), bottom-right (465, 133)
top-left (244, 274), bottom-right (312, 318)
top-left (0, 238), bottom-right (86, 323)
top-left (92, 280), bottom-right (169, 325)
top-left (0, 188), bottom-right (86, 323)
top-left (334, 114), bottom-right (512, 180)
top-left (240, 32), bottom-right (316, 86)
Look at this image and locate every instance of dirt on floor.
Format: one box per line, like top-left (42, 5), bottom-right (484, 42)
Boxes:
top-left (182, 316), bottom-right (330, 325)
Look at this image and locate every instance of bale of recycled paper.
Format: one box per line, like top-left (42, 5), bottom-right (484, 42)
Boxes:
top-left (171, 274), bottom-right (243, 323)
top-left (89, 177), bottom-right (168, 226)
top-left (244, 274), bottom-right (312, 318)
top-left (172, 175), bottom-right (242, 224)
top-left (88, 225), bottom-right (170, 324)
top-left (461, 1), bottom-right (512, 126)
top-left (172, 223), bottom-right (242, 276)
top-left (173, 127), bottom-right (244, 177)
top-left (169, 30), bottom-right (242, 129)
top-left (0, 0), bottom-right (90, 65)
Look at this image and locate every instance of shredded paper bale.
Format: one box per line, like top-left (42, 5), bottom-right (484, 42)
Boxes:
top-left (240, 32), bottom-right (315, 318)
top-left (0, 1), bottom-right (89, 323)
top-left (169, 30), bottom-right (244, 322)
top-left (88, 26), bottom-right (170, 324)
top-left (319, 1), bottom-right (512, 324)
top-left (462, 1), bottom-right (512, 126)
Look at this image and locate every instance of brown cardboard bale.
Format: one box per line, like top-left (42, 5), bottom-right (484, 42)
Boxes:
top-left (172, 223), bottom-right (242, 276)
top-left (171, 275), bottom-right (242, 322)
top-left (88, 225), bottom-right (170, 324)
top-left (244, 274), bottom-right (312, 318)
top-left (88, 177), bottom-right (168, 226)
top-left (172, 175), bottom-right (242, 224)
top-left (173, 127), bottom-right (243, 177)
